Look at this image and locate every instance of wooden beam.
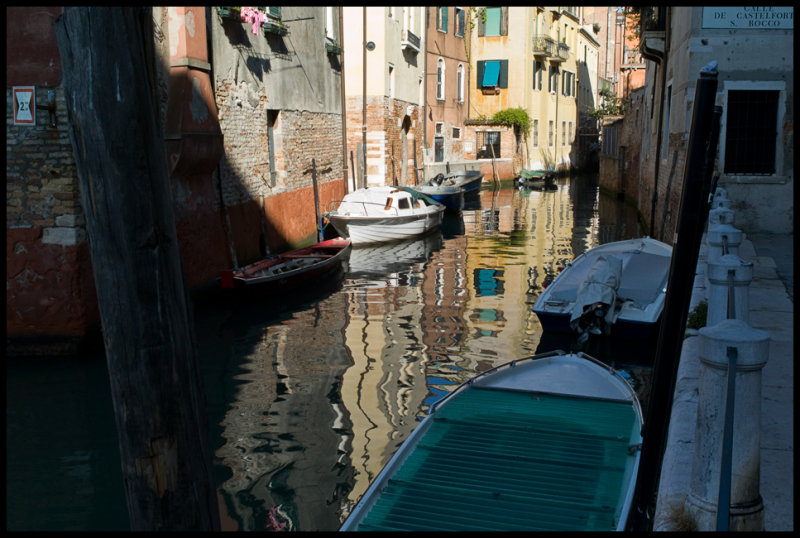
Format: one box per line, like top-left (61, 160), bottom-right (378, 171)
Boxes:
top-left (54, 7), bottom-right (219, 531)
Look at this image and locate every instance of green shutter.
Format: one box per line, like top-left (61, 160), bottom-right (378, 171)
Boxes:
top-left (476, 61), bottom-right (484, 88)
top-left (268, 6), bottom-right (281, 19)
top-left (442, 6), bottom-right (448, 32)
top-left (499, 60), bottom-right (508, 89)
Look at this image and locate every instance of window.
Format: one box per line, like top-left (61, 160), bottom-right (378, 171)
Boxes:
top-left (533, 60), bottom-right (543, 91)
top-left (325, 7), bottom-right (334, 39)
top-left (435, 122), bottom-right (443, 134)
top-left (452, 127), bottom-right (461, 139)
top-left (482, 61), bottom-right (500, 87)
top-left (476, 131), bottom-right (501, 159)
top-left (533, 119), bottom-right (539, 147)
top-left (569, 121), bottom-right (573, 144)
top-left (477, 60), bottom-right (508, 89)
top-left (437, 6), bottom-right (448, 32)
top-left (483, 7), bottom-right (502, 36)
top-left (548, 120), bottom-right (553, 147)
top-left (454, 7), bottom-right (465, 37)
top-left (389, 64), bottom-right (395, 98)
top-left (724, 90), bottom-right (779, 175)
top-left (434, 135), bottom-right (445, 162)
top-left (561, 71), bottom-right (576, 97)
top-left (549, 66), bottom-right (558, 93)
top-left (457, 63), bottom-right (464, 102)
top-left (562, 121), bottom-right (566, 146)
top-left (436, 58), bottom-right (445, 100)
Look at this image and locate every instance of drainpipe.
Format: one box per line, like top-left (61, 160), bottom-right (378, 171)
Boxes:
top-left (362, 6), bottom-right (367, 189)
top-left (339, 7), bottom-right (348, 194)
top-left (422, 7), bottom-right (427, 182)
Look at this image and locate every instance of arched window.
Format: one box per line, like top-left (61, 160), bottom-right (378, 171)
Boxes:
top-left (457, 63), bottom-right (464, 103)
top-left (437, 58), bottom-right (445, 101)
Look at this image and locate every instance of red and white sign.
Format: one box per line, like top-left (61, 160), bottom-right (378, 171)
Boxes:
top-left (13, 86), bottom-right (36, 125)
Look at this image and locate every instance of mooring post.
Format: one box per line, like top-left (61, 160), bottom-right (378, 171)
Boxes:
top-left (706, 254), bottom-right (753, 326)
top-left (706, 223), bottom-right (743, 262)
top-left (628, 61), bottom-right (721, 530)
top-left (687, 319), bottom-right (769, 531)
top-left (708, 207), bottom-right (735, 227)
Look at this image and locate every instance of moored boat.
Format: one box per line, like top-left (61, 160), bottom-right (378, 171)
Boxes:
top-left (323, 186), bottom-right (445, 245)
top-left (219, 237), bottom-right (351, 292)
top-left (533, 237), bottom-right (673, 340)
top-left (340, 350), bottom-right (643, 532)
top-left (517, 168), bottom-right (557, 190)
top-left (413, 174), bottom-right (465, 212)
top-left (440, 170), bottom-right (484, 196)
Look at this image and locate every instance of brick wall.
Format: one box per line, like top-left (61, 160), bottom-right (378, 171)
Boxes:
top-left (6, 83), bottom-right (101, 349)
top-left (217, 82), bottom-right (346, 257)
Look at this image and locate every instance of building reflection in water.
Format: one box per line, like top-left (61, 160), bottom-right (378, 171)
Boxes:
top-left (210, 175), bottom-right (646, 531)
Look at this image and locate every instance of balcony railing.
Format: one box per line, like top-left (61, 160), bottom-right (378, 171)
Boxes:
top-left (533, 35), bottom-right (556, 57)
top-left (550, 42), bottom-right (569, 63)
top-left (401, 29), bottom-right (420, 53)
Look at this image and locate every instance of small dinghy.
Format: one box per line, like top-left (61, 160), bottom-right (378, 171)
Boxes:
top-left (413, 173), bottom-right (465, 212)
top-left (533, 237), bottom-right (673, 340)
top-left (219, 237), bottom-right (351, 293)
top-left (340, 350), bottom-right (643, 532)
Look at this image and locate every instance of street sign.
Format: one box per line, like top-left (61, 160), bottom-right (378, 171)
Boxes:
top-left (13, 86), bottom-right (36, 125)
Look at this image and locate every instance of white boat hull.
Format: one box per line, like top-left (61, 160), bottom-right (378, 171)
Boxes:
top-left (325, 186), bottom-right (445, 245)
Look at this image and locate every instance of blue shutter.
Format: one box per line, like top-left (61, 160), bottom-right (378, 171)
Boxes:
top-left (482, 61), bottom-right (500, 87)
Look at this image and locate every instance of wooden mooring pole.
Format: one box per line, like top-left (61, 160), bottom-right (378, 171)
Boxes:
top-left (55, 7), bottom-right (219, 530)
top-left (627, 62), bottom-right (721, 531)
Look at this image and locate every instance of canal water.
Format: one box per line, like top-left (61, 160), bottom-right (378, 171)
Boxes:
top-left (6, 172), bottom-right (657, 531)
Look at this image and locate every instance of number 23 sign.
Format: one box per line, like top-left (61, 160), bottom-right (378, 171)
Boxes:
top-left (13, 86), bottom-right (36, 126)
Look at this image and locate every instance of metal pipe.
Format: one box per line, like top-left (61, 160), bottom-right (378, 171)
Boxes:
top-left (362, 6), bottom-right (367, 189)
top-left (339, 6), bottom-right (349, 194)
top-left (716, 346), bottom-right (738, 530)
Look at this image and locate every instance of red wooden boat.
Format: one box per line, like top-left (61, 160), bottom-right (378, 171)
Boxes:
top-left (219, 237), bottom-right (351, 292)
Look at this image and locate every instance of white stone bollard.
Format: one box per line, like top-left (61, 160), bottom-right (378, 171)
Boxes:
top-left (706, 223), bottom-right (743, 263)
top-left (706, 254), bottom-right (753, 326)
top-left (708, 206), bottom-right (735, 226)
top-left (710, 194), bottom-right (732, 209)
top-left (686, 319), bottom-right (770, 531)
top-left (713, 186), bottom-right (728, 200)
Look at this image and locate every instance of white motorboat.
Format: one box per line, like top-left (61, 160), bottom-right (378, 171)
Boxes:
top-left (323, 186), bottom-right (445, 245)
top-left (533, 237), bottom-right (673, 340)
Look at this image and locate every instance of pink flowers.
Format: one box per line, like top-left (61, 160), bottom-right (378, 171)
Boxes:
top-left (240, 6), bottom-right (267, 35)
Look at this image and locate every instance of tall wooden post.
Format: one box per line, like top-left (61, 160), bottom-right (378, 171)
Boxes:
top-left (55, 7), bottom-right (219, 530)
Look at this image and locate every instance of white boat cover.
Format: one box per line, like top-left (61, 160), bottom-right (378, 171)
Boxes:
top-left (569, 254), bottom-right (622, 331)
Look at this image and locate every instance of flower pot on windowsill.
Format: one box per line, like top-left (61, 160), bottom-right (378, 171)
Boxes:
top-left (325, 42), bottom-right (342, 54)
top-left (262, 21), bottom-right (288, 36)
top-left (481, 87), bottom-right (500, 95)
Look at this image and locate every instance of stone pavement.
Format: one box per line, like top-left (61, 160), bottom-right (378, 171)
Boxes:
top-left (654, 233), bottom-right (794, 531)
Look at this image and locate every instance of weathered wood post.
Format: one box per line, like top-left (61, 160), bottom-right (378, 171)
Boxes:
top-left (55, 7), bottom-right (219, 530)
top-left (687, 319), bottom-right (769, 530)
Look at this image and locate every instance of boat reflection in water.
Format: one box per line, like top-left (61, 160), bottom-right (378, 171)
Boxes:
top-left (204, 174), bottom-right (655, 531)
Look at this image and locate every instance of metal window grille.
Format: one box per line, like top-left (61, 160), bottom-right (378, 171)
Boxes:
top-left (724, 90), bottom-right (778, 175)
top-left (476, 131), bottom-right (501, 159)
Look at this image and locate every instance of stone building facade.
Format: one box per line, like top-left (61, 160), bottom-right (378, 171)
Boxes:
top-left (7, 7), bottom-right (348, 354)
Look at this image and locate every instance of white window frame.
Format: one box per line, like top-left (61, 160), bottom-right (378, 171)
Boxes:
top-left (436, 57), bottom-right (446, 101)
top-left (457, 63), bottom-right (464, 103)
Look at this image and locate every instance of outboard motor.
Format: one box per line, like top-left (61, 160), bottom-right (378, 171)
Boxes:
top-left (569, 254), bottom-right (622, 342)
top-left (432, 173), bottom-right (445, 186)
